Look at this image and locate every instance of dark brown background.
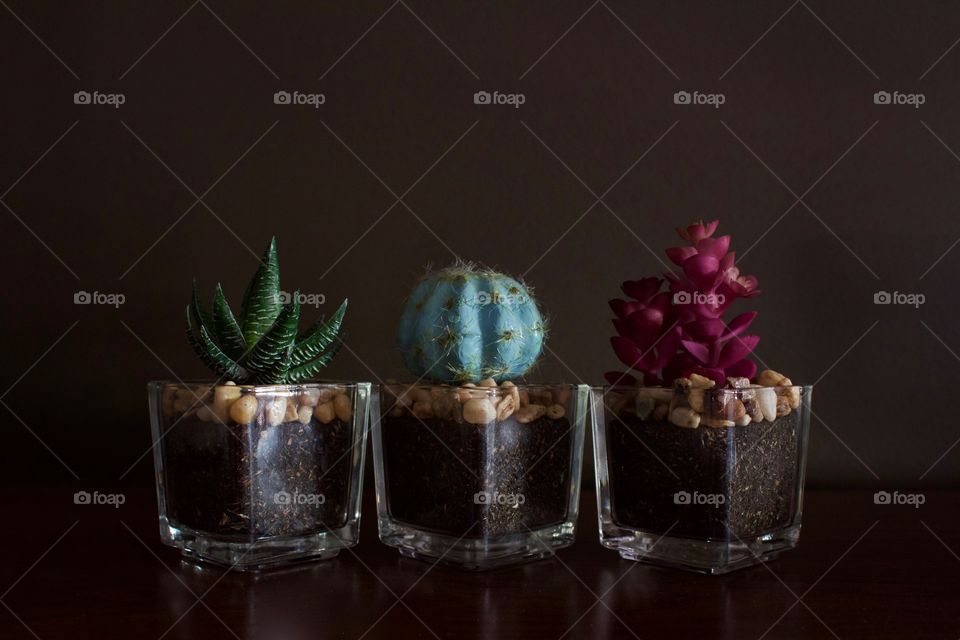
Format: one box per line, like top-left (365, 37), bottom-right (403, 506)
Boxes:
top-left (1, 1), bottom-right (958, 490)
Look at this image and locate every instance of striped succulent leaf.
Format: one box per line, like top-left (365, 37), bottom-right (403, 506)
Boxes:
top-left (185, 237), bottom-right (347, 384)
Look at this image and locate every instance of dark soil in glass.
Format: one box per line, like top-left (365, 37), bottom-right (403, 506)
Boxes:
top-left (381, 414), bottom-right (573, 538)
top-left (607, 412), bottom-right (801, 539)
top-left (163, 416), bottom-right (353, 538)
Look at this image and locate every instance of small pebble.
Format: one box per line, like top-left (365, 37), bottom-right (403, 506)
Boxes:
top-left (670, 407), bottom-right (701, 429)
top-left (463, 398), bottom-right (496, 424)
top-left (314, 401), bottom-right (336, 424)
top-left (230, 395), bottom-right (259, 424)
top-left (333, 393), bottom-right (352, 421)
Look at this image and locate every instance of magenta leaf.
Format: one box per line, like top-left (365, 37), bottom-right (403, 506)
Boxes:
top-left (716, 334), bottom-right (759, 368)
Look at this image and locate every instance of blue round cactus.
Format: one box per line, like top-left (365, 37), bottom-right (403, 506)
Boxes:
top-left (397, 264), bottom-right (547, 383)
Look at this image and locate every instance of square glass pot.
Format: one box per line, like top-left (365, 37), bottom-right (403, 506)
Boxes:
top-left (372, 383), bottom-right (590, 570)
top-left (148, 381), bottom-right (371, 570)
top-left (591, 383), bottom-right (811, 574)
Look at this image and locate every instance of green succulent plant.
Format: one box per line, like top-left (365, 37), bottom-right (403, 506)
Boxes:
top-left (186, 237), bottom-right (347, 384)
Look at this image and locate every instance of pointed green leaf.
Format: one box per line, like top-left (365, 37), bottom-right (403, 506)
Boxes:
top-left (186, 306), bottom-right (249, 381)
top-left (239, 237), bottom-right (281, 345)
top-left (243, 295), bottom-right (300, 383)
top-left (212, 283), bottom-right (246, 360)
top-left (288, 298), bottom-right (348, 368)
top-left (191, 279), bottom-right (216, 342)
top-left (283, 336), bottom-right (345, 383)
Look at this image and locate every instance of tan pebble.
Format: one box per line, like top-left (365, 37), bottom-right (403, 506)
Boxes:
top-left (743, 397), bottom-right (763, 422)
top-left (669, 407), bottom-right (701, 429)
top-left (224, 380), bottom-right (236, 386)
top-left (688, 373), bottom-right (715, 389)
top-left (500, 380), bottom-right (521, 407)
top-left (674, 377), bottom-right (692, 391)
top-left (757, 369), bottom-right (788, 387)
top-left (725, 399), bottom-right (747, 421)
top-left (297, 406), bottom-right (313, 424)
top-left (776, 395), bottom-right (791, 417)
top-left (779, 385), bottom-right (801, 409)
top-left (230, 395), bottom-right (259, 424)
top-left (213, 385), bottom-right (242, 422)
top-left (496, 394), bottom-right (517, 421)
top-left (688, 388), bottom-right (705, 412)
top-left (173, 398), bottom-right (190, 413)
top-left (413, 388), bottom-right (432, 405)
top-left (476, 378), bottom-right (497, 388)
top-left (333, 394), bottom-right (352, 421)
top-left (546, 404), bottom-right (566, 420)
top-left (519, 389), bottom-right (530, 406)
top-left (463, 398), bottom-right (496, 424)
top-left (283, 399), bottom-right (299, 422)
top-left (265, 398), bottom-right (286, 426)
top-left (456, 387), bottom-right (473, 403)
top-left (314, 401), bottom-right (336, 424)
top-left (389, 405), bottom-right (404, 417)
top-left (298, 389), bottom-right (320, 407)
top-left (734, 414), bottom-right (752, 427)
top-left (517, 404), bottom-right (546, 424)
top-left (196, 407), bottom-right (213, 422)
top-left (412, 400), bottom-right (434, 419)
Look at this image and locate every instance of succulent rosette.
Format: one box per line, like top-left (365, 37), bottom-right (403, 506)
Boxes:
top-left (606, 220), bottom-right (762, 387)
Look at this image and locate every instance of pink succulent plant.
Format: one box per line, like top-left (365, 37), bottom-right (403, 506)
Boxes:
top-left (606, 220), bottom-right (761, 387)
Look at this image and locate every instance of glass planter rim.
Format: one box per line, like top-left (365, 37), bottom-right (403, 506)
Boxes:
top-left (148, 380), bottom-right (371, 391)
top-left (600, 383), bottom-right (813, 392)
top-left (384, 381), bottom-right (582, 389)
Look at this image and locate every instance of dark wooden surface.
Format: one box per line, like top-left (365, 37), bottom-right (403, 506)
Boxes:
top-left (1, 488), bottom-right (958, 639)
